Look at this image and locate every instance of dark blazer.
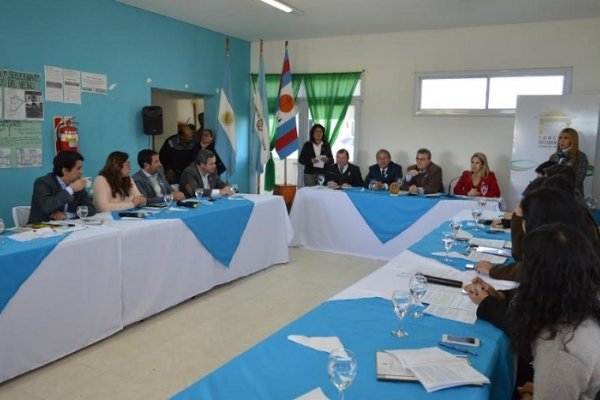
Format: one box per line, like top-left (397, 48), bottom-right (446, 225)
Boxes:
top-left (298, 141), bottom-right (334, 174)
top-left (159, 134), bottom-right (196, 183)
top-left (28, 173), bottom-right (96, 224)
top-left (179, 162), bottom-right (226, 198)
top-left (401, 162), bottom-right (443, 194)
top-left (326, 163), bottom-right (363, 187)
top-left (193, 142), bottom-right (227, 176)
top-left (363, 162), bottom-right (403, 188)
top-left (132, 169), bottom-right (173, 205)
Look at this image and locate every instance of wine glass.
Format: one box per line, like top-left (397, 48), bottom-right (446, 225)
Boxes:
top-left (449, 219), bottom-right (462, 239)
top-left (195, 187), bottom-right (203, 202)
top-left (76, 205), bottom-right (88, 221)
top-left (391, 290), bottom-right (411, 337)
top-left (409, 273), bottom-right (428, 318)
top-left (328, 348), bottom-right (357, 400)
top-left (477, 197), bottom-right (487, 209)
top-left (163, 193), bottom-right (174, 212)
top-left (316, 174), bottom-right (325, 187)
top-left (442, 231), bottom-right (454, 262)
top-left (471, 206), bottom-right (483, 231)
top-left (480, 182), bottom-right (489, 197)
top-left (230, 183), bottom-right (239, 194)
top-left (368, 179), bottom-right (376, 190)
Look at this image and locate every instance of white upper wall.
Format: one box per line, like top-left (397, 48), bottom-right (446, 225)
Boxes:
top-left (252, 18), bottom-right (600, 200)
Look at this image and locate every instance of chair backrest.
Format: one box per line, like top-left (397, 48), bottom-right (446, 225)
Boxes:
top-left (447, 176), bottom-right (460, 195)
top-left (12, 206), bottom-right (31, 227)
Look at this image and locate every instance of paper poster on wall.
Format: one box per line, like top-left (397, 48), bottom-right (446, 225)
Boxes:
top-left (63, 69), bottom-right (81, 104)
top-left (0, 120), bottom-right (42, 168)
top-left (44, 65), bottom-right (64, 102)
top-left (510, 95), bottom-right (600, 208)
top-left (81, 71), bottom-right (107, 94)
top-left (0, 69), bottom-right (43, 121)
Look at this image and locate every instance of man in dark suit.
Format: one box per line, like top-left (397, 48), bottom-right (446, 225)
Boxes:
top-left (326, 149), bottom-right (363, 188)
top-left (179, 149), bottom-right (233, 198)
top-left (363, 149), bottom-right (403, 190)
top-left (28, 151), bottom-right (96, 224)
top-left (401, 148), bottom-right (444, 194)
top-left (132, 149), bottom-right (185, 205)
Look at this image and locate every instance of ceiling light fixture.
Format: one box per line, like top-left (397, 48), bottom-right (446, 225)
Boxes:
top-left (259, 0), bottom-right (302, 15)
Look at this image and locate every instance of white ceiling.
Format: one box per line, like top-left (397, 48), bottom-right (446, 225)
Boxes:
top-left (116, 0), bottom-right (600, 42)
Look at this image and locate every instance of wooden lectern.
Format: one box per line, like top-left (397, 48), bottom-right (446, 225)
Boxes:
top-left (273, 184), bottom-right (296, 213)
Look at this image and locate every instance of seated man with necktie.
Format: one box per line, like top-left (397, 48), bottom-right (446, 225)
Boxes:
top-left (132, 149), bottom-right (185, 205)
top-left (363, 149), bottom-right (403, 190)
top-left (401, 148), bottom-right (444, 194)
top-left (179, 149), bottom-right (233, 199)
top-left (28, 150), bottom-right (96, 224)
top-left (326, 149), bottom-right (363, 189)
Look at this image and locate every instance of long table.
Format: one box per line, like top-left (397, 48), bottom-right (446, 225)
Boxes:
top-left (173, 210), bottom-right (517, 399)
top-left (0, 194), bottom-right (292, 383)
top-left (290, 187), bottom-right (501, 259)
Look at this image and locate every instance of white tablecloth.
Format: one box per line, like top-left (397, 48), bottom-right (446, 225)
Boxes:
top-left (114, 194), bottom-right (293, 325)
top-left (290, 188), bottom-right (500, 260)
top-left (0, 194), bottom-right (292, 382)
top-left (0, 226), bottom-right (123, 383)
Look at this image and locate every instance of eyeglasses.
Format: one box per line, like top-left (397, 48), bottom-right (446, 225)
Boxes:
top-left (416, 157), bottom-right (429, 161)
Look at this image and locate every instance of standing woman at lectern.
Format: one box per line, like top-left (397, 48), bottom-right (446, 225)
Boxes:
top-left (548, 127), bottom-right (589, 195)
top-left (298, 123), bottom-right (334, 186)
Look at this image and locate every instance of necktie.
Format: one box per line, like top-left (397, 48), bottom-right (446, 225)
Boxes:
top-left (381, 168), bottom-right (386, 177)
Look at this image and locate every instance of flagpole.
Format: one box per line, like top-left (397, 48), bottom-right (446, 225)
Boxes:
top-left (258, 39), bottom-right (264, 193)
top-left (283, 40), bottom-right (288, 186)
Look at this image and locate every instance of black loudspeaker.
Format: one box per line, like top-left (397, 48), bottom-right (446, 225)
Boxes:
top-left (142, 106), bottom-right (163, 135)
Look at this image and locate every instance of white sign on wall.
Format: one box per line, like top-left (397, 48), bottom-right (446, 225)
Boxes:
top-left (510, 95), bottom-right (600, 209)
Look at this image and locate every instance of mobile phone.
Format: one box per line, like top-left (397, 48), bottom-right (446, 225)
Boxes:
top-left (441, 334), bottom-right (480, 347)
top-left (118, 211), bottom-right (146, 218)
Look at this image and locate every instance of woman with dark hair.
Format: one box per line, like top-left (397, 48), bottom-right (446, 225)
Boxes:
top-left (194, 128), bottom-right (226, 176)
top-left (453, 152), bottom-right (501, 197)
top-left (93, 151), bottom-right (146, 212)
top-left (549, 127), bottom-right (589, 195)
top-left (298, 123), bottom-right (333, 186)
top-left (507, 224), bottom-right (600, 399)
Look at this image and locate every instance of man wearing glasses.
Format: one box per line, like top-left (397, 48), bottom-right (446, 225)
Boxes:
top-left (401, 148), bottom-right (443, 194)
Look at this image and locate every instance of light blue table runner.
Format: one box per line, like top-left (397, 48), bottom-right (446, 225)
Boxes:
top-left (344, 189), bottom-right (444, 243)
top-left (112, 198), bottom-right (254, 267)
top-left (410, 220), bottom-right (513, 269)
top-left (0, 232), bottom-right (66, 313)
top-left (171, 297), bottom-right (514, 400)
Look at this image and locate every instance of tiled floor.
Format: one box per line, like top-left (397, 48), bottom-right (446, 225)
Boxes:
top-left (0, 248), bottom-right (384, 400)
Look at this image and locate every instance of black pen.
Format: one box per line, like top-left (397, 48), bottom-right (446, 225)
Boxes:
top-left (438, 342), bottom-right (478, 356)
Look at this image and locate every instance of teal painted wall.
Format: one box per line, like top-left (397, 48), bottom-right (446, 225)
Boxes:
top-left (0, 0), bottom-right (250, 225)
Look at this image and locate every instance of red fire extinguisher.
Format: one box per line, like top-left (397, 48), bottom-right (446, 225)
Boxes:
top-left (55, 117), bottom-right (79, 153)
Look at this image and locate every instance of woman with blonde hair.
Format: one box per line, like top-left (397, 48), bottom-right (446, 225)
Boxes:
top-left (453, 152), bottom-right (500, 197)
top-left (93, 151), bottom-right (146, 211)
top-left (549, 127), bottom-right (589, 195)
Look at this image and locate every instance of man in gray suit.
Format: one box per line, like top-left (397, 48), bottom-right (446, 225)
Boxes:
top-left (28, 151), bottom-right (96, 224)
top-left (179, 149), bottom-right (232, 198)
top-left (132, 149), bottom-right (185, 205)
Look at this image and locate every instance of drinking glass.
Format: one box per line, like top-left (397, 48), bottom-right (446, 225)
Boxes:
top-left (480, 182), bottom-right (489, 197)
top-left (471, 206), bottom-right (483, 230)
top-left (477, 197), bottom-right (487, 209)
top-left (442, 231), bottom-right (454, 262)
top-left (230, 183), bottom-right (239, 194)
top-left (317, 174), bottom-right (325, 187)
top-left (409, 273), bottom-right (428, 318)
top-left (368, 179), bottom-right (376, 190)
top-left (449, 219), bottom-right (461, 239)
top-left (328, 348), bottom-right (357, 400)
top-left (391, 290), bottom-right (411, 337)
top-left (195, 188), bottom-right (203, 202)
top-left (164, 193), bottom-right (174, 211)
top-left (76, 205), bottom-right (88, 221)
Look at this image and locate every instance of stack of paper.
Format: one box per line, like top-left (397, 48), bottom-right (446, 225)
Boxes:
top-left (378, 347), bottom-right (489, 392)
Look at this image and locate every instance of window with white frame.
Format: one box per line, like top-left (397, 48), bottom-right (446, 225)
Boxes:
top-left (414, 68), bottom-right (572, 116)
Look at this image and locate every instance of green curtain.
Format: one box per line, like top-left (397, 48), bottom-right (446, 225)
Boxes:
top-left (303, 72), bottom-right (361, 146)
top-left (251, 73), bottom-right (302, 191)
